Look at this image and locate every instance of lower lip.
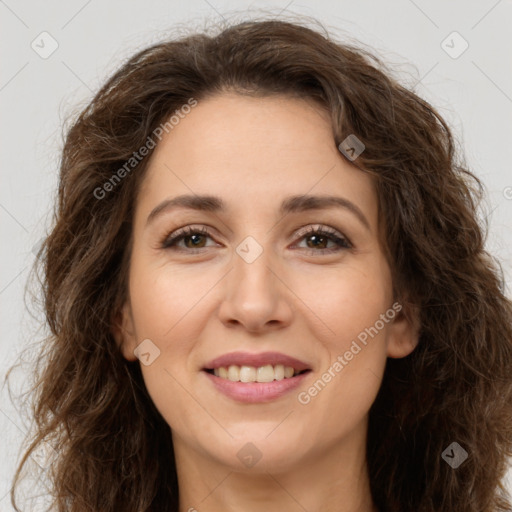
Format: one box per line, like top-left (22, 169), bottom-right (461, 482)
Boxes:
top-left (203, 370), bottom-right (311, 403)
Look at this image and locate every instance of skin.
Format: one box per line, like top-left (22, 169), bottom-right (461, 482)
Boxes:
top-left (112, 93), bottom-right (419, 512)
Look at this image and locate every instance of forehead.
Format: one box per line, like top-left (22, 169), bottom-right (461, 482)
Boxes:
top-left (136, 93), bottom-right (377, 228)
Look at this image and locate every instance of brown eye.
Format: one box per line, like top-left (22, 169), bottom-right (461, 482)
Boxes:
top-left (161, 226), bottom-right (215, 251)
top-left (181, 233), bottom-right (207, 248)
top-left (305, 233), bottom-right (330, 249)
top-left (294, 225), bottom-right (352, 254)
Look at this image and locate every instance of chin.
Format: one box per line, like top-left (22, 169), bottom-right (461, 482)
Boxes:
top-left (203, 431), bottom-right (310, 473)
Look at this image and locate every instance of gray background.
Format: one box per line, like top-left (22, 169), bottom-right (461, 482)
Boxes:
top-left (1, 0), bottom-right (511, 509)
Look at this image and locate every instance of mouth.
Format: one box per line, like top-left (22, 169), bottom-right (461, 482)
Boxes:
top-left (202, 350), bottom-right (312, 381)
top-left (204, 364), bottom-right (311, 383)
top-left (201, 351), bottom-right (312, 402)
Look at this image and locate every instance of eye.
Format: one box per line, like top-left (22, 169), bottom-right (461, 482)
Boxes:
top-left (160, 226), bottom-right (217, 252)
top-left (292, 225), bottom-right (352, 255)
top-left (160, 224), bottom-right (353, 255)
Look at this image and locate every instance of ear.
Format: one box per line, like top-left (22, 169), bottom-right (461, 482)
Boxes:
top-left (386, 301), bottom-right (420, 359)
top-left (111, 301), bottom-right (138, 362)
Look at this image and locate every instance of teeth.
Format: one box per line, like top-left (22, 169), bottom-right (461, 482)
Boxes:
top-left (240, 365), bottom-right (256, 382)
top-left (227, 365), bottom-right (239, 382)
top-left (274, 364), bottom-right (285, 380)
top-left (213, 364), bottom-right (299, 382)
top-left (256, 364), bottom-right (274, 382)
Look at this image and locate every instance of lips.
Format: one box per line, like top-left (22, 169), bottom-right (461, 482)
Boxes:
top-left (203, 351), bottom-right (311, 373)
top-left (202, 351), bottom-right (312, 402)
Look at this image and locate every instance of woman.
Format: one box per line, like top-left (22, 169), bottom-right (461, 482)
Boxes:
top-left (10, 17), bottom-right (512, 512)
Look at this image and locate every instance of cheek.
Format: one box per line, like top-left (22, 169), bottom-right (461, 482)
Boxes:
top-left (288, 255), bottom-right (392, 347)
top-left (127, 264), bottom-right (220, 430)
top-left (129, 262), bottom-right (219, 340)
top-left (295, 348), bottom-right (385, 453)
top-left (290, 259), bottom-right (391, 420)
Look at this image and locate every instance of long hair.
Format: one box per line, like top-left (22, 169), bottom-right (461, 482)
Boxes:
top-left (8, 16), bottom-right (512, 512)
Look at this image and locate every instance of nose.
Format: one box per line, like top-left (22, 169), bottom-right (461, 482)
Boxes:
top-left (217, 243), bottom-right (294, 333)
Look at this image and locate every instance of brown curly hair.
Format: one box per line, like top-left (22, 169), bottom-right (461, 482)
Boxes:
top-left (8, 16), bottom-right (512, 512)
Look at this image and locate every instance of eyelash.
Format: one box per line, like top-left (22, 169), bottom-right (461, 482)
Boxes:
top-left (160, 224), bottom-right (352, 255)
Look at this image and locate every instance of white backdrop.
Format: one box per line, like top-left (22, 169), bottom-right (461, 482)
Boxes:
top-left (1, 0), bottom-right (511, 509)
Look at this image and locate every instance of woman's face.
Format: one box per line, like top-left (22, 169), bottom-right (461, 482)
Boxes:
top-left (113, 93), bottom-right (418, 473)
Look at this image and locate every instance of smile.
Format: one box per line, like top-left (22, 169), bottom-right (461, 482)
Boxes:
top-left (207, 364), bottom-right (309, 382)
top-left (202, 351), bottom-right (312, 402)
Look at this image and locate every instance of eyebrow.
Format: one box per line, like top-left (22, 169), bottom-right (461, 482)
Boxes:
top-left (146, 193), bottom-right (371, 231)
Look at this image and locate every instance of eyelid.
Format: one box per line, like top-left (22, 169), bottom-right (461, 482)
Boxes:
top-left (292, 224), bottom-right (348, 242)
top-left (160, 224), bottom-right (218, 248)
top-left (290, 224), bottom-right (353, 251)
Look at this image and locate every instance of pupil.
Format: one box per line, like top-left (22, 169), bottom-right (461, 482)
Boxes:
top-left (186, 234), bottom-right (205, 248)
top-left (307, 235), bottom-right (326, 249)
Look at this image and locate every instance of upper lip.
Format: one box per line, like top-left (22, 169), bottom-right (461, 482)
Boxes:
top-left (203, 351), bottom-right (311, 372)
